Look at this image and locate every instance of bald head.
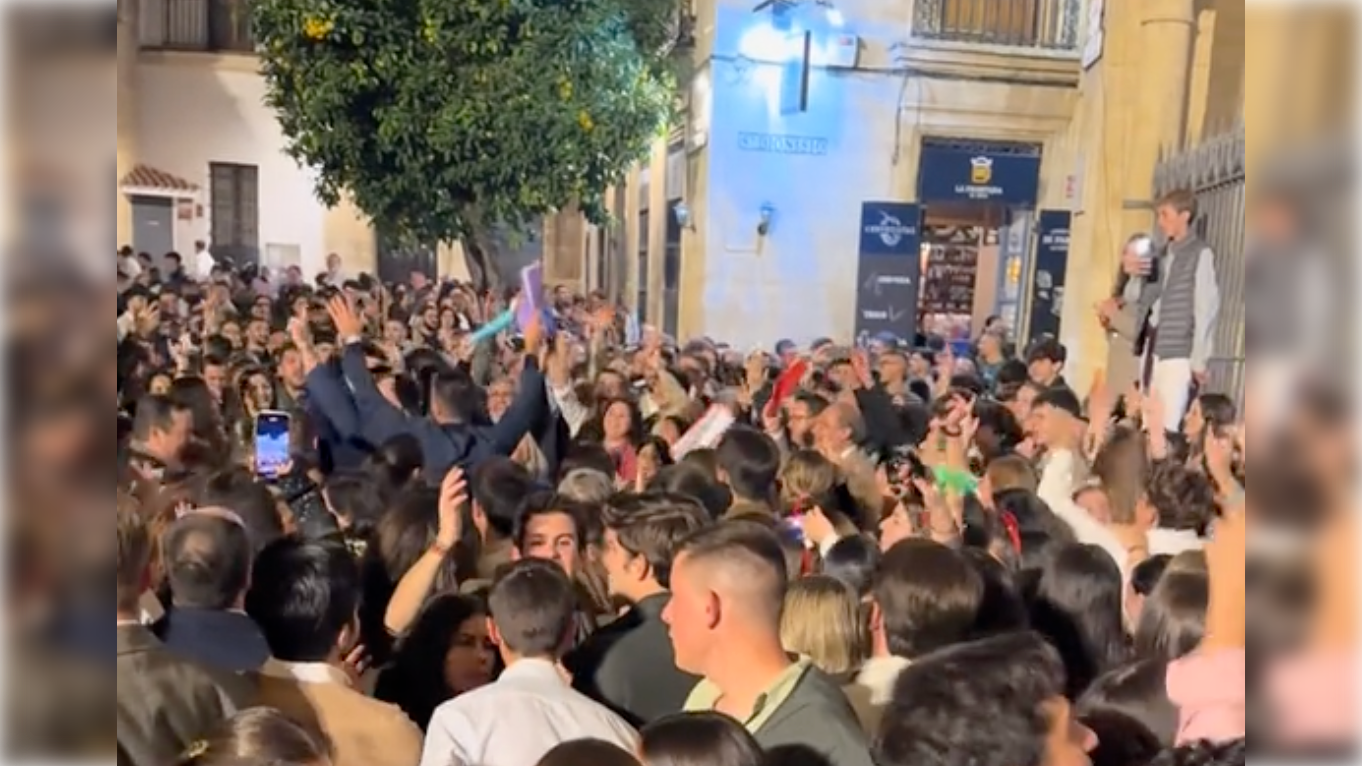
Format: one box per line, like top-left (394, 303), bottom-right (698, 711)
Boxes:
top-left (674, 520), bottom-right (788, 627)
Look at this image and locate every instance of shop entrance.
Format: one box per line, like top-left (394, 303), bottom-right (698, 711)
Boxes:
top-left (914, 138), bottom-right (1043, 348)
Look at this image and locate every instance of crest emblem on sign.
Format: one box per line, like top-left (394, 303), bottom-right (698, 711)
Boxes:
top-left (970, 156), bottom-right (994, 185)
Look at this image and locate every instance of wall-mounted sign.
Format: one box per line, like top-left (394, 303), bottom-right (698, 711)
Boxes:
top-left (854, 202), bottom-right (922, 345)
top-left (917, 145), bottom-right (1042, 206)
top-left (737, 132), bottom-right (829, 156)
top-left (1025, 210), bottom-right (1072, 343)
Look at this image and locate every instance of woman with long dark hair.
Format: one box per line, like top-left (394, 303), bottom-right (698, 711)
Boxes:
top-left (374, 593), bottom-right (494, 731)
top-left (167, 376), bottom-right (231, 469)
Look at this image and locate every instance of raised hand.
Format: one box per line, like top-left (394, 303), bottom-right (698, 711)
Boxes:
top-left (436, 467), bottom-right (468, 551)
top-left (326, 295), bottom-right (365, 339)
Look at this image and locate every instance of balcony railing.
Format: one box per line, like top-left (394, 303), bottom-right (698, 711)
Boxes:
top-left (139, 0), bottom-right (254, 52)
top-left (912, 0), bottom-right (1081, 51)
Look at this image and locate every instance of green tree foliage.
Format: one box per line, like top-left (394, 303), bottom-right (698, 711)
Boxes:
top-left (252, 0), bottom-right (679, 286)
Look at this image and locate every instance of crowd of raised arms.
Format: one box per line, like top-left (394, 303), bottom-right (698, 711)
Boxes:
top-left (94, 211), bottom-right (1340, 766)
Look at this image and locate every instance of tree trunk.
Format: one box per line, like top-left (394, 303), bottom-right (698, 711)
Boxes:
top-left (460, 231), bottom-right (503, 294)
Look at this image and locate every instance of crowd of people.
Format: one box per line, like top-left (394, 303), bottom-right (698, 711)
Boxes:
top-left (95, 189), bottom-right (1347, 766)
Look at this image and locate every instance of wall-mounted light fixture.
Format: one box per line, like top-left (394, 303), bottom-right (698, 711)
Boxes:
top-left (673, 201), bottom-right (696, 230)
top-left (757, 203), bottom-right (776, 236)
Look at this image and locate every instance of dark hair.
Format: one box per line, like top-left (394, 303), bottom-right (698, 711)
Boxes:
top-left (197, 469), bottom-right (286, 555)
top-left (960, 548), bottom-right (1029, 638)
top-left (875, 631), bottom-right (1066, 766)
top-left (995, 359), bottom-right (1031, 391)
top-left (363, 433), bottom-right (424, 494)
top-left (1194, 393), bottom-right (1237, 431)
top-left (972, 399), bottom-right (1024, 460)
top-left (375, 593), bottom-right (488, 731)
top-left (582, 397), bottom-right (645, 446)
top-left (161, 513), bottom-right (252, 610)
top-left (822, 535), bottom-right (881, 599)
top-left (679, 447), bottom-right (719, 479)
top-left (1025, 337), bottom-right (1067, 365)
top-left (246, 538), bottom-right (361, 663)
top-left (1078, 709), bottom-right (1162, 766)
top-left (1029, 543), bottom-right (1131, 698)
top-left (641, 711), bottom-right (764, 766)
top-left (602, 493), bottom-right (709, 589)
top-left (1133, 571), bottom-right (1208, 662)
top-left (322, 470), bottom-right (388, 537)
top-left (174, 707), bottom-right (332, 766)
top-left (993, 489), bottom-right (1076, 573)
top-left (1145, 461), bottom-right (1216, 535)
top-left (535, 739), bottom-right (640, 766)
top-left (1147, 739), bottom-right (1245, 766)
top-left (373, 486), bottom-right (463, 588)
top-left (649, 462), bottom-right (732, 521)
top-left (873, 539), bottom-right (984, 659)
top-left (1077, 658), bottom-right (1180, 746)
top-left (1130, 554), bottom-right (1173, 598)
top-left (430, 367), bottom-right (483, 422)
top-left (472, 457), bottom-right (537, 540)
top-left (713, 426), bottom-right (781, 500)
top-left (131, 393), bottom-right (189, 442)
top-left (1033, 386), bottom-right (1082, 419)
top-left (488, 558), bottom-right (578, 658)
top-left (558, 441), bottom-right (619, 483)
top-left (513, 493), bottom-right (586, 555)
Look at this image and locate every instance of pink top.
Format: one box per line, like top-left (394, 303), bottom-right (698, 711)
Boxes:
top-left (1168, 648), bottom-right (1356, 747)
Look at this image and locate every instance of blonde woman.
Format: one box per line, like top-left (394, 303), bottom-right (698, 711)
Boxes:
top-left (780, 450), bottom-right (862, 559)
top-left (779, 576), bottom-right (878, 735)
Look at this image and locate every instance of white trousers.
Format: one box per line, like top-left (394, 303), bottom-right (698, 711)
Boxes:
top-left (1150, 356), bottom-right (1193, 434)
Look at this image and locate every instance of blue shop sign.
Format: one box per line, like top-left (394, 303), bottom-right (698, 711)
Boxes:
top-left (918, 146), bottom-right (1042, 206)
top-left (858, 201), bottom-right (920, 257)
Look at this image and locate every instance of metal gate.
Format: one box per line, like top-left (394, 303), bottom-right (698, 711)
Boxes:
top-left (1152, 122), bottom-right (1246, 405)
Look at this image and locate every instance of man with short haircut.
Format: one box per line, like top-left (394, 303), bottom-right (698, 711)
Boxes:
top-left (421, 559), bottom-right (637, 766)
top-left (156, 511), bottom-right (270, 673)
top-left (1032, 388), bottom-right (1131, 580)
top-left (1025, 337), bottom-right (1071, 392)
top-left (472, 457), bottom-right (537, 580)
top-left (856, 539), bottom-right (984, 707)
top-left (248, 538), bottom-right (422, 766)
top-left (567, 493), bottom-right (709, 726)
top-left (127, 394), bottom-right (192, 479)
top-left (1126, 189), bottom-right (1221, 434)
top-left (666, 521), bottom-right (874, 766)
top-left (117, 502), bottom-right (241, 766)
top-left (875, 632), bottom-right (1096, 766)
top-left (1138, 460), bottom-right (1216, 556)
top-left (714, 426), bottom-right (782, 518)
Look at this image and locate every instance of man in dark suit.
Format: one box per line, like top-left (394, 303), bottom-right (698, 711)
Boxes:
top-left (155, 509), bottom-right (272, 673)
top-left (567, 493), bottom-right (708, 726)
top-left (321, 296), bottom-right (550, 478)
top-left (117, 502), bottom-right (243, 766)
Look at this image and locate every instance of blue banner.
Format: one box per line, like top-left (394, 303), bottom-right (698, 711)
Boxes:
top-left (854, 202), bottom-right (921, 345)
top-left (917, 146), bottom-right (1042, 206)
top-left (1025, 210), bottom-right (1071, 344)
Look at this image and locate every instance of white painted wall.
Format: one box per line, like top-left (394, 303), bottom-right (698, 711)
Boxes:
top-left (693, 1), bottom-right (908, 348)
top-left (135, 57), bottom-right (327, 275)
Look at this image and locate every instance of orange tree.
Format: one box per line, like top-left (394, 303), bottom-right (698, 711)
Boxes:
top-left (253, 0), bottom-right (680, 288)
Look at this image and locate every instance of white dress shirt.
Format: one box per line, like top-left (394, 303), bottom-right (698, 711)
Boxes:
top-left (420, 658), bottom-right (638, 766)
top-left (1147, 527), bottom-right (1204, 557)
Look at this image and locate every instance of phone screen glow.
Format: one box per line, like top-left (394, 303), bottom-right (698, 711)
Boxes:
top-left (254, 412), bottom-right (291, 478)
